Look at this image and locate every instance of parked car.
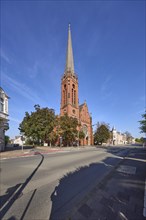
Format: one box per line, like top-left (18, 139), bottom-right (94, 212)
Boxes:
top-left (13, 144), bottom-right (19, 147)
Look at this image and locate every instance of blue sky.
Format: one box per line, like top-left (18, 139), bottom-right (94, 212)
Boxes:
top-left (1, 0), bottom-right (145, 138)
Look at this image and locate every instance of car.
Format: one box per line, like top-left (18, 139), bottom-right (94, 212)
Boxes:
top-left (13, 144), bottom-right (19, 147)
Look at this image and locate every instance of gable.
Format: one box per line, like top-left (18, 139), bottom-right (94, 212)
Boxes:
top-left (79, 103), bottom-right (91, 124)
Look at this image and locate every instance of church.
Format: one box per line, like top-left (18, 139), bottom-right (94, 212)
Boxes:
top-left (60, 25), bottom-right (93, 146)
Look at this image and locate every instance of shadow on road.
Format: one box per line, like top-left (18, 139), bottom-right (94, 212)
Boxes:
top-left (0, 153), bottom-right (44, 220)
top-left (49, 156), bottom-right (122, 220)
top-left (50, 147), bottom-right (146, 220)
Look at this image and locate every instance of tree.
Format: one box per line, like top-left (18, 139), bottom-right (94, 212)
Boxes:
top-left (19, 105), bottom-right (56, 145)
top-left (124, 131), bottom-right (133, 144)
top-left (94, 123), bottom-right (110, 145)
top-left (139, 111), bottom-right (146, 134)
top-left (48, 130), bottom-right (59, 147)
top-left (59, 114), bottom-right (78, 146)
top-left (135, 137), bottom-right (144, 143)
top-left (79, 130), bottom-right (85, 140)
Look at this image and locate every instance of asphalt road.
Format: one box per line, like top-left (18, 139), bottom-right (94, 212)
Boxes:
top-left (0, 146), bottom-right (133, 220)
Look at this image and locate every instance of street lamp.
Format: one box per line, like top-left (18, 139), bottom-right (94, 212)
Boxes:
top-left (20, 132), bottom-right (24, 152)
top-left (77, 130), bottom-right (79, 147)
top-left (60, 136), bottom-right (62, 147)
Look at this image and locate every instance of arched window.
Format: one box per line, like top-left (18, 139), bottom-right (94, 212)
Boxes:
top-left (64, 84), bottom-right (67, 105)
top-left (72, 84), bottom-right (76, 106)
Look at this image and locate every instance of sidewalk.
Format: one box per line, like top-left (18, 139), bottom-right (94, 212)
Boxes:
top-left (69, 147), bottom-right (146, 220)
top-left (0, 147), bottom-right (63, 159)
top-left (0, 146), bottom-right (96, 159)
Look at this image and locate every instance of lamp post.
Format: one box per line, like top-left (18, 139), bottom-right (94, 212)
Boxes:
top-left (60, 136), bottom-right (62, 148)
top-left (92, 123), bottom-right (98, 145)
top-left (78, 129), bottom-right (79, 147)
top-left (20, 132), bottom-right (24, 152)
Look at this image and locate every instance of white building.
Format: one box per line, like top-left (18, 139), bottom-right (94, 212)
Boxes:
top-left (112, 126), bottom-right (127, 145)
top-left (0, 87), bottom-right (9, 151)
top-left (13, 135), bottom-right (25, 146)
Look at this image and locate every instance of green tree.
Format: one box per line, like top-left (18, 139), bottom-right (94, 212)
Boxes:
top-left (19, 105), bottom-right (56, 145)
top-left (124, 131), bottom-right (133, 144)
top-left (48, 130), bottom-right (59, 147)
top-left (79, 130), bottom-right (85, 140)
top-left (59, 114), bottom-right (78, 146)
top-left (139, 111), bottom-right (146, 133)
top-left (94, 124), bottom-right (110, 145)
top-left (135, 137), bottom-right (145, 144)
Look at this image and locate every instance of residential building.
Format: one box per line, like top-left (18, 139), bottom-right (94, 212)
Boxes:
top-left (60, 25), bottom-right (93, 145)
top-left (111, 126), bottom-right (134, 145)
top-left (12, 135), bottom-right (25, 146)
top-left (0, 87), bottom-right (9, 151)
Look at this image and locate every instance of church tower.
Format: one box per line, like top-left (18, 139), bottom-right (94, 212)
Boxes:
top-left (60, 24), bottom-right (79, 119)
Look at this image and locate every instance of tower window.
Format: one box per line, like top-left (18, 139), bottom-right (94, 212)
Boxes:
top-left (63, 84), bottom-right (67, 106)
top-left (72, 84), bottom-right (76, 106)
top-left (63, 90), bottom-right (65, 105)
top-left (74, 90), bottom-right (76, 105)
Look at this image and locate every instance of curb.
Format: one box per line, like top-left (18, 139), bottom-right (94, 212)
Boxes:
top-left (0, 149), bottom-right (64, 160)
top-left (0, 146), bottom-right (97, 160)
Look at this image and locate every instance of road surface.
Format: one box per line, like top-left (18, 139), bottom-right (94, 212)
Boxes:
top-left (0, 145), bottom-right (139, 219)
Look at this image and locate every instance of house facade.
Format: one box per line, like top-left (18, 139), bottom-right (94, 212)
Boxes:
top-left (0, 87), bottom-right (9, 151)
top-left (60, 25), bottom-right (93, 145)
top-left (111, 126), bottom-right (135, 145)
top-left (112, 127), bottom-right (127, 145)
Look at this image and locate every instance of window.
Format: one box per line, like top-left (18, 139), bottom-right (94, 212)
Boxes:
top-left (0, 98), bottom-right (4, 112)
top-left (72, 109), bottom-right (75, 114)
top-left (72, 84), bottom-right (76, 106)
top-left (74, 90), bottom-right (76, 105)
top-left (63, 84), bottom-right (67, 105)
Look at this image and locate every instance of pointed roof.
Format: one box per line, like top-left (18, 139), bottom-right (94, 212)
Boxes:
top-left (65, 24), bottom-right (75, 76)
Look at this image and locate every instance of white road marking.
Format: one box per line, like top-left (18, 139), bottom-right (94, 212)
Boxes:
top-left (116, 165), bottom-right (136, 175)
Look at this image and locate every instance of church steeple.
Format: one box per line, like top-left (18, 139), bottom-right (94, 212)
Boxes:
top-left (65, 24), bottom-right (75, 76)
top-left (60, 25), bottom-right (79, 118)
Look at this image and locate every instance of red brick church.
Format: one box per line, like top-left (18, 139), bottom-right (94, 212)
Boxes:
top-left (60, 25), bottom-right (93, 145)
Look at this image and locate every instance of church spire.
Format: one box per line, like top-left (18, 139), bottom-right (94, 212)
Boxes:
top-left (65, 24), bottom-right (75, 75)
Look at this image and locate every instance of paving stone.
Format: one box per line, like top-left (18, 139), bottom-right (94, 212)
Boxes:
top-left (134, 204), bottom-right (143, 215)
top-left (117, 192), bottom-right (130, 202)
top-left (128, 199), bottom-right (137, 212)
top-left (69, 210), bottom-right (84, 220)
top-left (87, 196), bottom-right (102, 208)
top-left (100, 197), bottom-right (113, 207)
top-left (100, 190), bottom-right (109, 199)
top-left (88, 210), bottom-right (101, 220)
top-left (99, 205), bottom-right (117, 220)
top-left (78, 204), bottom-right (93, 218)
